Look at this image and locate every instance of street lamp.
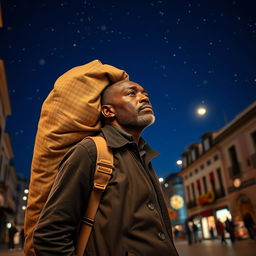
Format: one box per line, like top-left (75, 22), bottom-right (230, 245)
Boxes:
top-left (24, 189), bottom-right (29, 194)
top-left (159, 177), bottom-right (164, 183)
top-left (23, 196), bottom-right (27, 201)
top-left (176, 160), bottom-right (182, 166)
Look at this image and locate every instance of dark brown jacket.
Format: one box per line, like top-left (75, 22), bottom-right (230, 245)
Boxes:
top-left (33, 125), bottom-right (179, 256)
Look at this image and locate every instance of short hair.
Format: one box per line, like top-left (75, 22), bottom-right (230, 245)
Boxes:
top-left (100, 79), bottom-right (127, 105)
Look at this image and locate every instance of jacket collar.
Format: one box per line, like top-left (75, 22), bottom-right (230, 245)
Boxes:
top-left (101, 125), bottom-right (160, 162)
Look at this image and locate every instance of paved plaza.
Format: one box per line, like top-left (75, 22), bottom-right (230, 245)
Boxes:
top-left (0, 239), bottom-right (256, 256)
top-left (175, 239), bottom-right (256, 256)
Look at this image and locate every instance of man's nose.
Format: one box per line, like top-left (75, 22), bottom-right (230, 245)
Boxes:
top-left (138, 93), bottom-right (150, 103)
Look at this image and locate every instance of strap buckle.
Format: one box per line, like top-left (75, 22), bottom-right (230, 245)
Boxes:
top-left (96, 159), bottom-right (113, 175)
top-left (93, 159), bottom-right (113, 191)
top-left (81, 217), bottom-right (95, 227)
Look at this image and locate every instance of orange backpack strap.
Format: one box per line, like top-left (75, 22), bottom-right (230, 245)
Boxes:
top-left (75, 136), bottom-right (114, 256)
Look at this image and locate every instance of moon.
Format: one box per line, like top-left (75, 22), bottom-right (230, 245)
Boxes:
top-left (197, 106), bottom-right (207, 116)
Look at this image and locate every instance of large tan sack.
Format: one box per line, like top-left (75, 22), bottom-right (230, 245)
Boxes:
top-left (24, 60), bottom-right (129, 256)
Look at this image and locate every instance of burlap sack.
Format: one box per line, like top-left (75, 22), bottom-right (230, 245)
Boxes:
top-left (24, 60), bottom-right (129, 256)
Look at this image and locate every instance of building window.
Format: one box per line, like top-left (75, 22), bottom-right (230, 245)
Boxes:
top-left (182, 156), bottom-right (187, 168)
top-left (191, 150), bottom-right (196, 161)
top-left (195, 168), bottom-right (198, 174)
top-left (202, 176), bottom-right (208, 193)
top-left (251, 130), bottom-right (256, 151)
top-left (200, 164), bottom-right (204, 170)
top-left (186, 185), bottom-right (191, 202)
top-left (204, 138), bottom-right (210, 151)
top-left (216, 168), bottom-right (225, 197)
top-left (196, 179), bottom-right (202, 195)
top-left (189, 172), bottom-right (193, 177)
top-left (209, 171), bottom-right (216, 193)
top-left (214, 154), bottom-right (219, 161)
top-left (228, 145), bottom-right (241, 177)
top-left (191, 183), bottom-right (196, 201)
top-left (207, 159), bottom-right (212, 166)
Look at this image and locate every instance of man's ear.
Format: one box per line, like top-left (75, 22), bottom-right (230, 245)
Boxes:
top-left (101, 105), bottom-right (116, 118)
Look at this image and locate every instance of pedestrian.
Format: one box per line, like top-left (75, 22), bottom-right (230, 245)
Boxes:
top-left (31, 74), bottom-right (179, 256)
top-left (216, 219), bottom-right (227, 245)
top-left (225, 218), bottom-right (236, 243)
top-left (192, 223), bottom-right (200, 243)
top-left (8, 223), bottom-right (18, 250)
top-left (174, 227), bottom-right (180, 240)
top-left (209, 226), bottom-right (215, 239)
top-left (185, 219), bottom-right (193, 245)
top-left (243, 212), bottom-right (256, 240)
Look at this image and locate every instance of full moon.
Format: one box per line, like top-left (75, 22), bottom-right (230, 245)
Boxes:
top-left (197, 106), bottom-right (207, 116)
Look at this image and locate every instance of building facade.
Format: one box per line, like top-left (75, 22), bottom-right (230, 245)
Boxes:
top-left (179, 102), bottom-right (256, 240)
top-left (0, 9), bottom-right (18, 240)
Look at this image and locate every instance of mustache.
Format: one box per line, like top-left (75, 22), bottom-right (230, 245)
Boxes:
top-left (138, 103), bottom-right (153, 111)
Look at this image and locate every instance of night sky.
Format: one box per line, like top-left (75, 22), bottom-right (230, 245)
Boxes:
top-left (0, 0), bottom-right (256, 179)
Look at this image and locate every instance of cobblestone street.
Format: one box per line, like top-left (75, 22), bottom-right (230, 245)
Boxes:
top-left (0, 239), bottom-right (256, 256)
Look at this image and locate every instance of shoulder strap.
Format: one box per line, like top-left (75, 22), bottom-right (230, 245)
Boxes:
top-left (75, 136), bottom-right (114, 256)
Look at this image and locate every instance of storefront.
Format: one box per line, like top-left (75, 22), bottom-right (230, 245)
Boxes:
top-left (190, 206), bottom-right (233, 240)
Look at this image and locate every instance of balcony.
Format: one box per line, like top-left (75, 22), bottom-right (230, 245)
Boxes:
top-left (229, 163), bottom-right (242, 179)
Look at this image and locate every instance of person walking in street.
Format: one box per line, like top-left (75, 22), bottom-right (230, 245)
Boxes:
top-left (31, 76), bottom-right (179, 256)
top-left (209, 226), bottom-right (215, 239)
top-left (243, 213), bottom-right (256, 240)
top-left (225, 218), bottom-right (236, 243)
top-left (192, 222), bottom-right (200, 243)
top-left (185, 219), bottom-right (193, 245)
top-left (216, 219), bottom-right (227, 245)
top-left (8, 223), bottom-right (18, 250)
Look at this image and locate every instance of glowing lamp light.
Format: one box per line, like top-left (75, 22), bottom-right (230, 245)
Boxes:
top-left (23, 196), bottom-right (27, 201)
top-left (6, 222), bottom-right (11, 229)
top-left (176, 160), bottom-right (182, 166)
top-left (233, 178), bottom-right (241, 188)
top-left (197, 107), bottom-right (207, 116)
top-left (24, 189), bottom-right (29, 194)
top-left (159, 177), bottom-right (164, 183)
top-left (22, 206), bottom-right (26, 211)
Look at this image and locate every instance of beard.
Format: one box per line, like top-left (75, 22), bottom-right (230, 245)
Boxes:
top-left (137, 113), bottom-right (155, 127)
top-left (116, 112), bottom-right (155, 130)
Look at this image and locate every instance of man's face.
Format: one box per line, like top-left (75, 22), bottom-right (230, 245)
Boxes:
top-left (105, 81), bottom-right (155, 129)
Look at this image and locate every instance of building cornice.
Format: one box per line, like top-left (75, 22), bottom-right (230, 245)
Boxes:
top-left (215, 102), bottom-right (256, 144)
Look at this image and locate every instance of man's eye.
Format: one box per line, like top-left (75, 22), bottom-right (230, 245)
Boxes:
top-left (127, 90), bottom-right (136, 95)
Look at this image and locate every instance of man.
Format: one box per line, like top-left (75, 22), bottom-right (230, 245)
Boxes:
top-left (8, 223), bottom-right (18, 250)
top-left (33, 80), bottom-right (179, 256)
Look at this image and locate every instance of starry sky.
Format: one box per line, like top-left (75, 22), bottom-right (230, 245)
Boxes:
top-left (0, 0), bottom-right (256, 179)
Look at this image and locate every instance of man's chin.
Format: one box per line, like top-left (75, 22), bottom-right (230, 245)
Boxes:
top-left (139, 114), bottom-right (155, 127)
